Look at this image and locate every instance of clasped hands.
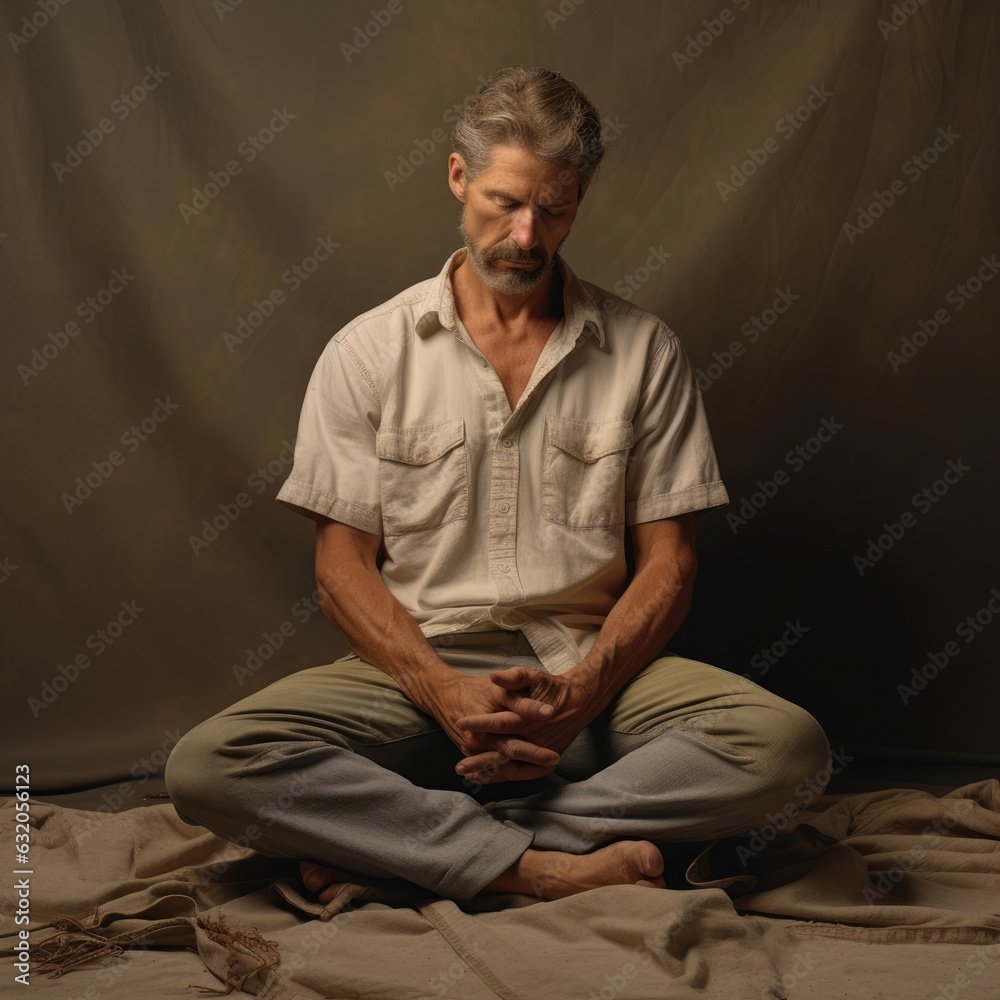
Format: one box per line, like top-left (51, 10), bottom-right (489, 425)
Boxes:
top-left (426, 664), bottom-right (600, 785)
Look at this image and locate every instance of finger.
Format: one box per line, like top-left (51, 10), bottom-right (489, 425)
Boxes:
top-left (464, 762), bottom-right (557, 784)
top-left (463, 770), bottom-right (507, 785)
top-left (455, 751), bottom-right (509, 775)
top-left (489, 669), bottom-right (556, 715)
top-left (456, 741), bottom-right (559, 774)
top-left (488, 666), bottom-right (534, 688)
top-left (455, 711), bottom-right (525, 732)
top-left (458, 730), bottom-right (493, 753)
top-left (495, 738), bottom-right (559, 767)
top-left (503, 694), bottom-right (554, 719)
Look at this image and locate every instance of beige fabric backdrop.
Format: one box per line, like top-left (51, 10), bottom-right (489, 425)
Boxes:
top-left (1, 0), bottom-right (997, 790)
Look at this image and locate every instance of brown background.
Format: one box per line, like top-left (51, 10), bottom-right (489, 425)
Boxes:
top-left (1, 0), bottom-right (998, 792)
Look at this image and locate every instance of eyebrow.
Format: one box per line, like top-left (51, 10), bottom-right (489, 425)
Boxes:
top-left (484, 188), bottom-right (573, 206)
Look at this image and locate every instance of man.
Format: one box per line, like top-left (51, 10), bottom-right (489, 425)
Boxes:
top-left (165, 66), bottom-right (830, 904)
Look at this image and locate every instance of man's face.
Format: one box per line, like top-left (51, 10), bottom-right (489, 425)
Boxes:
top-left (449, 145), bottom-right (584, 295)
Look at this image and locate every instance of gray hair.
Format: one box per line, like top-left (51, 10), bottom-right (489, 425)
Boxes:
top-left (451, 66), bottom-right (606, 193)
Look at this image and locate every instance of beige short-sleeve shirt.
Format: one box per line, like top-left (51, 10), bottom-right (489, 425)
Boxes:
top-left (277, 249), bottom-right (729, 674)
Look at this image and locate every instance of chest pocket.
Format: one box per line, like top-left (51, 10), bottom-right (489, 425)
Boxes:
top-left (541, 414), bottom-right (634, 528)
top-left (375, 417), bottom-right (469, 536)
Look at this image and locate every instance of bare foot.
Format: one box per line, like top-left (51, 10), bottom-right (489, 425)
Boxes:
top-left (300, 860), bottom-right (357, 904)
top-left (487, 839), bottom-right (666, 899)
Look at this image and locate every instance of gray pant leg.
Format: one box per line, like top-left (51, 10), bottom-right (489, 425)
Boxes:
top-left (166, 631), bottom-right (830, 899)
top-left (164, 633), bottom-right (534, 901)
top-left (489, 646), bottom-right (832, 854)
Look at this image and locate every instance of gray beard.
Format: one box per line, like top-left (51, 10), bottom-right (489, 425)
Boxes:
top-left (457, 209), bottom-right (568, 295)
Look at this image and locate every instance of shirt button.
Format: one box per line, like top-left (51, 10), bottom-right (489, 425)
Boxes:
top-left (497, 502), bottom-right (510, 514)
top-left (482, 359), bottom-right (489, 368)
top-left (499, 564), bottom-right (511, 573)
top-left (502, 438), bottom-right (513, 448)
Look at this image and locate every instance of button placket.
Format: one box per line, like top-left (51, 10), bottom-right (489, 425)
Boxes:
top-left (488, 427), bottom-right (522, 612)
top-left (483, 325), bottom-right (582, 618)
top-left (453, 310), bottom-right (597, 626)
top-left (459, 333), bottom-right (510, 438)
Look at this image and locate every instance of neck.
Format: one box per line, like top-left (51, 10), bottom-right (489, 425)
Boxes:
top-left (452, 251), bottom-right (565, 326)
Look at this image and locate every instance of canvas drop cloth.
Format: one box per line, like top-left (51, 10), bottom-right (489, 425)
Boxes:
top-left (3, 781), bottom-right (1000, 999)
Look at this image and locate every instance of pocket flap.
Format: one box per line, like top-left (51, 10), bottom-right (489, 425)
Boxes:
top-left (376, 417), bottom-right (465, 466)
top-left (545, 414), bottom-right (634, 463)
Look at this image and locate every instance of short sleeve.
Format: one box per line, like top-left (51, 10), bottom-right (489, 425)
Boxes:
top-left (624, 327), bottom-right (730, 524)
top-left (275, 334), bottom-right (383, 534)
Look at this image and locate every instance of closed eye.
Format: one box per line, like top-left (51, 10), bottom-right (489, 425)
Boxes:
top-left (493, 199), bottom-right (567, 218)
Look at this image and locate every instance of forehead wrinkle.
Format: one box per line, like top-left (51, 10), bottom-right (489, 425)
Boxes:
top-left (479, 178), bottom-right (576, 207)
top-left (476, 148), bottom-right (579, 199)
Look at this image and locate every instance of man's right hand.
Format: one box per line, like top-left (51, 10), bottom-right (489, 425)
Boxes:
top-left (313, 518), bottom-right (560, 781)
top-left (413, 667), bottom-right (561, 780)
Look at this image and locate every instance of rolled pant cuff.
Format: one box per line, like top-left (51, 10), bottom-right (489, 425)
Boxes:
top-left (434, 819), bottom-right (535, 900)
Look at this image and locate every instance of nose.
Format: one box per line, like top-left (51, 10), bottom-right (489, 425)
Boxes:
top-left (509, 205), bottom-right (540, 250)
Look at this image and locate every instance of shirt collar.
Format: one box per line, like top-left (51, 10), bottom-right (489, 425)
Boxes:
top-left (414, 248), bottom-right (606, 348)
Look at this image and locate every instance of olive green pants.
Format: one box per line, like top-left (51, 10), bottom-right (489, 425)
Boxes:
top-left (164, 628), bottom-right (830, 900)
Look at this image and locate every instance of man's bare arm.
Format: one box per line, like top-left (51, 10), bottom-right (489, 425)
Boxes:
top-left (455, 512), bottom-right (697, 780)
top-left (313, 515), bottom-right (558, 768)
top-left (570, 511), bottom-right (697, 707)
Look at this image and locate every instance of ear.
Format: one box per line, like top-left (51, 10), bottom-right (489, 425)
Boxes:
top-left (448, 152), bottom-right (469, 202)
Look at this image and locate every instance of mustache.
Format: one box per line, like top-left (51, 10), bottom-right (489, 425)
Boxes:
top-left (482, 241), bottom-right (547, 267)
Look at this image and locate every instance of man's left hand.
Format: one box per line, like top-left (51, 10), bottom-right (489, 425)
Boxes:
top-left (454, 665), bottom-right (601, 784)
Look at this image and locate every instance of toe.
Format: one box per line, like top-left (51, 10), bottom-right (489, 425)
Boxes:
top-left (635, 841), bottom-right (665, 880)
top-left (300, 862), bottom-right (325, 891)
top-left (317, 882), bottom-right (348, 905)
top-left (639, 875), bottom-right (667, 889)
top-left (301, 861), bottom-right (347, 894)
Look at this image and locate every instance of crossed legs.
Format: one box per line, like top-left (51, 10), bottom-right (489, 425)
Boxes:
top-left (164, 629), bottom-right (830, 901)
